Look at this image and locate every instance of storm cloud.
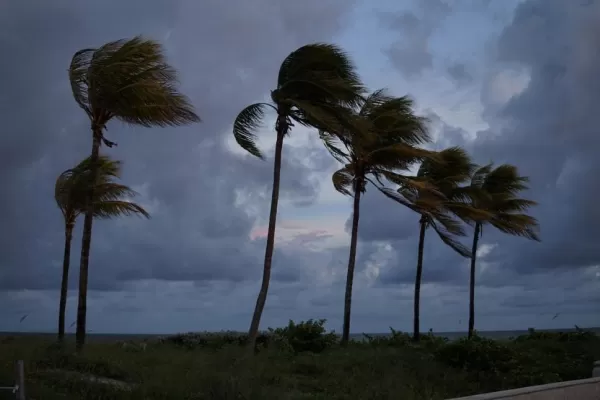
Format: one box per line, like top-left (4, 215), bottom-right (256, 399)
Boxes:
top-left (0, 0), bottom-right (598, 334)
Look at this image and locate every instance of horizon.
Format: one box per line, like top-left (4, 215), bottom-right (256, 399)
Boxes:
top-left (4, 326), bottom-right (600, 338)
top-left (1, 0), bottom-right (599, 334)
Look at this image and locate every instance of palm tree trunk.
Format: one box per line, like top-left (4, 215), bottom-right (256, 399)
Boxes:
top-left (413, 216), bottom-right (427, 342)
top-left (247, 119), bottom-right (286, 350)
top-left (341, 178), bottom-right (363, 346)
top-left (58, 220), bottom-right (74, 342)
top-left (468, 222), bottom-right (481, 339)
top-left (75, 126), bottom-right (102, 352)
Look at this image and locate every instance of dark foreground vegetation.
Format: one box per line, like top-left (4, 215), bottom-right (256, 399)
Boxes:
top-left (1, 321), bottom-right (598, 400)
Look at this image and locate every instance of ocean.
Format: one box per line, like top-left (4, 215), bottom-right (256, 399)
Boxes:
top-left (2, 327), bottom-right (599, 342)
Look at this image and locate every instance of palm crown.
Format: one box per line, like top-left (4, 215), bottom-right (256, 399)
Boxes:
top-left (55, 155), bottom-right (150, 224)
top-left (398, 147), bottom-right (486, 257)
top-left (69, 36), bottom-right (200, 138)
top-left (321, 89), bottom-right (433, 196)
top-left (233, 43), bottom-right (365, 159)
top-left (468, 164), bottom-right (540, 240)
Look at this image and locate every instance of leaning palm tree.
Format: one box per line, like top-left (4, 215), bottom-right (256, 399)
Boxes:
top-left (68, 36), bottom-right (200, 350)
top-left (55, 156), bottom-right (149, 342)
top-left (320, 89), bottom-right (434, 345)
top-left (466, 164), bottom-right (540, 338)
top-left (386, 147), bottom-right (490, 341)
top-left (232, 43), bottom-right (364, 349)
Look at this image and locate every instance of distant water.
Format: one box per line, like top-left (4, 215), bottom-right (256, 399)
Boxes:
top-left (2, 327), bottom-right (599, 343)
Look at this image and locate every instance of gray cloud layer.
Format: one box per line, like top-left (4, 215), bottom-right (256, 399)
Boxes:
top-left (361, 0), bottom-right (600, 327)
top-left (1, 0), bottom-right (598, 333)
top-left (0, 0), bottom-right (350, 293)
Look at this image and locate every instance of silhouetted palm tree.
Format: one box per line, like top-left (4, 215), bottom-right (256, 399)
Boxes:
top-left (55, 156), bottom-right (149, 342)
top-left (232, 43), bottom-right (364, 349)
top-left (466, 164), bottom-right (540, 338)
top-left (68, 36), bottom-right (199, 350)
top-left (320, 89), bottom-right (433, 345)
top-left (388, 147), bottom-right (489, 341)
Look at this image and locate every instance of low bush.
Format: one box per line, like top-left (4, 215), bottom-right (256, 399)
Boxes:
top-left (268, 319), bottom-right (338, 353)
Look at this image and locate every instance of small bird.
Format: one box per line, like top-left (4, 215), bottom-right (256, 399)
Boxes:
top-left (552, 313), bottom-right (560, 320)
top-left (19, 314), bottom-right (28, 323)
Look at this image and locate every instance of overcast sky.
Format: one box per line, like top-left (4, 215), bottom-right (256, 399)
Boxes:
top-left (0, 0), bottom-right (598, 335)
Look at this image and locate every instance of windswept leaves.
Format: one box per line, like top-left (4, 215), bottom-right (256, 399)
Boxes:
top-left (277, 43), bottom-right (364, 107)
top-left (332, 168), bottom-right (354, 197)
top-left (232, 43), bottom-right (365, 160)
top-left (68, 36), bottom-right (200, 128)
top-left (469, 164), bottom-right (540, 242)
top-left (233, 103), bottom-right (275, 159)
top-left (321, 88), bottom-right (431, 199)
top-left (55, 156), bottom-right (150, 223)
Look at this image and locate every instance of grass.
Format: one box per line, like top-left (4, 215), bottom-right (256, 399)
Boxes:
top-left (0, 325), bottom-right (599, 400)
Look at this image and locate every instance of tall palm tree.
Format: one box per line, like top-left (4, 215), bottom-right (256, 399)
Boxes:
top-left (55, 156), bottom-right (149, 342)
top-left (320, 89), bottom-right (433, 345)
top-left (68, 36), bottom-right (199, 350)
top-left (466, 164), bottom-right (540, 338)
top-left (385, 147), bottom-right (490, 341)
top-left (232, 43), bottom-right (364, 349)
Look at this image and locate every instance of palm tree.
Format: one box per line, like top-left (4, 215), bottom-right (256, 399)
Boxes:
top-left (68, 36), bottom-right (199, 350)
top-left (466, 164), bottom-right (540, 338)
top-left (232, 43), bottom-right (364, 349)
top-left (54, 156), bottom-right (149, 342)
top-left (385, 147), bottom-right (490, 341)
top-left (320, 89), bottom-right (433, 345)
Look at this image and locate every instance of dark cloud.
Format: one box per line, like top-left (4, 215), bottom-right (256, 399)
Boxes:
top-left (359, 0), bottom-right (600, 328)
top-left (347, 189), bottom-right (416, 242)
top-left (2, 0), bottom-right (599, 334)
top-left (446, 63), bottom-right (474, 85)
top-left (380, 5), bottom-right (441, 77)
top-left (467, 0), bottom-right (600, 275)
top-left (0, 0), bottom-right (353, 294)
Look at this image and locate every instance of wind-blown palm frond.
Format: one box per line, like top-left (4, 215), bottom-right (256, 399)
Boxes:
top-left (332, 167), bottom-right (354, 197)
top-left (233, 103), bottom-right (274, 159)
top-left (469, 163), bottom-right (540, 241)
top-left (55, 155), bottom-right (150, 222)
top-left (68, 36), bottom-right (200, 130)
top-left (92, 200), bottom-right (150, 219)
top-left (429, 218), bottom-right (471, 257)
top-left (277, 43), bottom-right (364, 107)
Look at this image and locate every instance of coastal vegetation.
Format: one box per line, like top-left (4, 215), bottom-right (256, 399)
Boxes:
top-left (1, 326), bottom-right (598, 399)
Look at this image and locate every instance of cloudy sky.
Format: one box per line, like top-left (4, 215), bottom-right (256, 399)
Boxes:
top-left (1, 0), bottom-right (599, 335)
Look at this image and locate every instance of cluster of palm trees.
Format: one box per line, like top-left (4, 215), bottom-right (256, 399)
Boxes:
top-left (56, 35), bottom-right (538, 352)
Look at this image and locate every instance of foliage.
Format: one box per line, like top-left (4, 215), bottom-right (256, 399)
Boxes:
top-left (268, 319), bottom-right (338, 353)
top-left (1, 330), bottom-right (598, 399)
top-left (69, 36), bottom-right (200, 131)
top-left (467, 163), bottom-right (540, 240)
top-left (55, 155), bottom-right (150, 223)
top-left (156, 320), bottom-right (337, 354)
top-left (362, 328), bottom-right (449, 351)
top-left (232, 43), bottom-right (365, 159)
top-left (392, 147), bottom-right (488, 257)
top-left (321, 88), bottom-right (433, 198)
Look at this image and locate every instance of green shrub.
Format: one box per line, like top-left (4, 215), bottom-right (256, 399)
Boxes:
top-left (268, 319), bottom-right (337, 353)
top-left (435, 335), bottom-right (517, 374)
top-left (156, 331), bottom-right (270, 349)
top-left (362, 327), bottom-right (412, 347)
